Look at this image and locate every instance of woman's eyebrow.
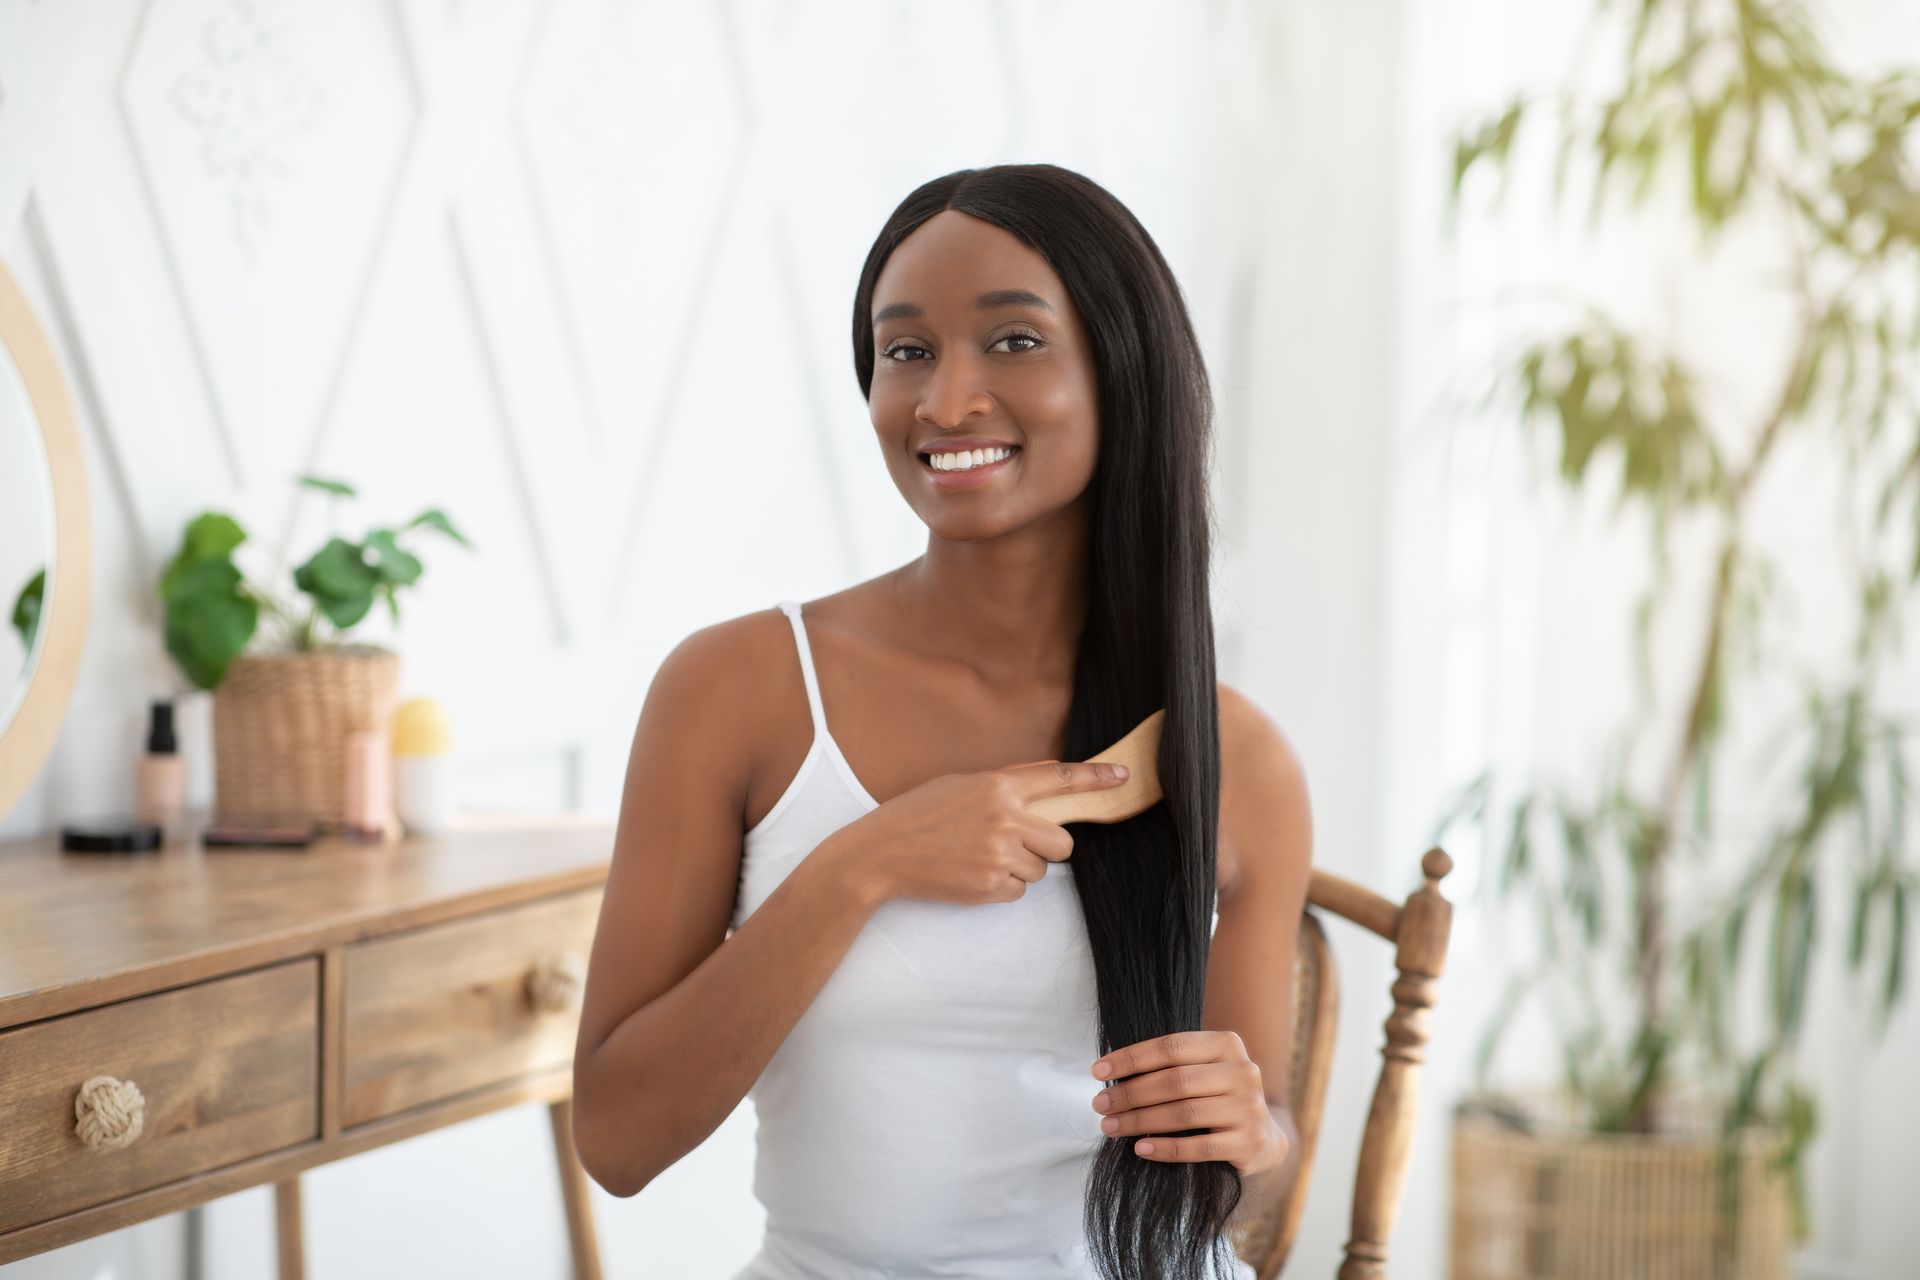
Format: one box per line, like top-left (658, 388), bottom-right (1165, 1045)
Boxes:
top-left (873, 289), bottom-right (1055, 325)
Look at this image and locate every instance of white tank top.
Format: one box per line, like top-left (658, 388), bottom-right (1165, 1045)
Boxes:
top-left (726, 601), bottom-right (1254, 1280)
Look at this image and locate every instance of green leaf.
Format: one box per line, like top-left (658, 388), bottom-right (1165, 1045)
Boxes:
top-left (1559, 801), bottom-right (1605, 943)
top-left (1779, 1080), bottom-right (1819, 1240)
top-left (1691, 733), bottom-right (1714, 846)
top-left (299, 474), bottom-right (357, 499)
top-left (292, 538), bottom-right (379, 630)
top-left (10, 567), bottom-right (45, 654)
top-left (1451, 97), bottom-right (1527, 211)
top-left (1501, 795), bottom-right (1534, 892)
top-left (1689, 94), bottom-right (1727, 226)
top-left (1850, 874), bottom-right (1875, 968)
top-left (1431, 769), bottom-right (1490, 848)
top-left (405, 507), bottom-right (473, 549)
top-left (1726, 894), bottom-right (1752, 971)
top-left (161, 558), bottom-right (259, 689)
top-left (302, 538), bottom-right (376, 599)
top-left (1632, 591), bottom-right (1657, 707)
top-left (1885, 881), bottom-right (1908, 1026)
top-left (158, 512), bottom-right (246, 601)
top-left (1613, 1024), bottom-right (1670, 1133)
top-left (364, 529), bottom-right (424, 586)
top-left (1770, 872), bottom-right (1816, 1040)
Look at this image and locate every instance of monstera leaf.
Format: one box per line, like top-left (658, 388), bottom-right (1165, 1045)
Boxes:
top-left (158, 514), bottom-right (259, 690)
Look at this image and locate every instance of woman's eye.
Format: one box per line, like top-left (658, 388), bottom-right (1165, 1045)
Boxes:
top-left (879, 332), bottom-right (1043, 363)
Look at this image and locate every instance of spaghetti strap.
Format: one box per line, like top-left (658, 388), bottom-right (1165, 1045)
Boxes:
top-left (775, 600), bottom-right (830, 740)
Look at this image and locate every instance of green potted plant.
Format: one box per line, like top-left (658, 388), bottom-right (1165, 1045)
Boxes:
top-left (158, 474), bottom-right (470, 828)
top-left (1436, 2), bottom-right (1917, 1277)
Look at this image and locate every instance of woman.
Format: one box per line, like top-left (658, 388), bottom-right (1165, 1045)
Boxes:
top-left (572, 163), bottom-right (1313, 1280)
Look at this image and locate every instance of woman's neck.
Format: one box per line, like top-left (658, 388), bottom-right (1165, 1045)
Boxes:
top-left (889, 542), bottom-right (1088, 688)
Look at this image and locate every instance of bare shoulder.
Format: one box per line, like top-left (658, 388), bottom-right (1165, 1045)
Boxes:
top-left (1216, 680), bottom-right (1304, 784)
top-left (664, 602), bottom-right (805, 767)
top-left (668, 604), bottom-right (791, 670)
top-left (1215, 680), bottom-right (1313, 899)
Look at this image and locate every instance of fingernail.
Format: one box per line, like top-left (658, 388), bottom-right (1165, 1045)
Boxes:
top-left (1136, 1141), bottom-right (1156, 1155)
top-left (1093, 1061), bottom-right (1112, 1078)
top-left (1113, 766), bottom-right (1129, 780)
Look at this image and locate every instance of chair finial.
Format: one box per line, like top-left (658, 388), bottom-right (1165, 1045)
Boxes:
top-left (1421, 847), bottom-right (1453, 886)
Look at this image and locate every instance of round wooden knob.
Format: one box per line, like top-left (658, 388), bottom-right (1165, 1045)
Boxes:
top-left (1422, 847), bottom-right (1454, 885)
top-left (75, 1075), bottom-right (145, 1151)
top-left (525, 952), bottom-right (585, 1014)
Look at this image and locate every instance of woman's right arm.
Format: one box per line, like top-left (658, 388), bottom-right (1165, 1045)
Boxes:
top-left (569, 617), bottom-right (883, 1198)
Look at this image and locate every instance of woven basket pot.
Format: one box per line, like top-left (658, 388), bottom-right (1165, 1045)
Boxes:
top-left (1449, 1094), bottom-right (1792, 1280)
top-left (211, 644), bottom-right (400, 830)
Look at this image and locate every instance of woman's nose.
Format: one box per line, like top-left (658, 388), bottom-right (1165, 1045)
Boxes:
top-left (918, 354), bottom-right (996, 426)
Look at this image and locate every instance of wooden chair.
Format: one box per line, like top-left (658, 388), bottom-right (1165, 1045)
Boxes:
top-left (1227, 848), bottom-right (1455, 1280)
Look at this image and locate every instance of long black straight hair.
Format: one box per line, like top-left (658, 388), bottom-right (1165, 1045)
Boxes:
top-left (850, 163), bottom-right (1239, 1280)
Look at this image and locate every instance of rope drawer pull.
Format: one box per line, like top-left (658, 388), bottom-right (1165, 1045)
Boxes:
top-left (75, 1075), bottom-right (146, 1151)
top-left (525, 952), bottom-right (585, 1013)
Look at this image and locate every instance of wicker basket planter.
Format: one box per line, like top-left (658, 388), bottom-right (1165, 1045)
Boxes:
top-left (210, 644), bottom-right (399, 830)
top-left (1449, 1095), bottom-right (1792, 1280)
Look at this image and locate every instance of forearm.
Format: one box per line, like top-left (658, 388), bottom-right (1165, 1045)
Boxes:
top-left (1228, 1103), bottom-right (1302, 1231)
top-left (572, 833), bottom-right (883, 1195)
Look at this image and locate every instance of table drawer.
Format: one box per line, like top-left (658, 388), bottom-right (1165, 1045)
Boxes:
top-left (0, 959), bottom-right (320, 1234)
top-left (341, 888), bottom-right (601, 1127)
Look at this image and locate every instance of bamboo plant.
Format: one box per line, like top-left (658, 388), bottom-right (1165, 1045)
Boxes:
top-left (1436, 0), bottom-right (1919, 1235)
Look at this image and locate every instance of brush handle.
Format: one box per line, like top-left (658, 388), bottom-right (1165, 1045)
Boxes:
top-left (1025, 708), bottom-right (1165, 825)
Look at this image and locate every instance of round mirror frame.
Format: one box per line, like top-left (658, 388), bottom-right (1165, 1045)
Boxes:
top-left (0, 254), bottom-right (90, 821)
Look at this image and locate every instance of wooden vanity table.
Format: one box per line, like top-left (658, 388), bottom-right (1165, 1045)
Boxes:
top-left (0, 812), bottom-right (615, 1278)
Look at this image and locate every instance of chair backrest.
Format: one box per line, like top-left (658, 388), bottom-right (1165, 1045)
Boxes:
top-left (1225, 911), bottom-right (1340, 1274)
top-left (1227, 848), bottom-right (1455, 1280)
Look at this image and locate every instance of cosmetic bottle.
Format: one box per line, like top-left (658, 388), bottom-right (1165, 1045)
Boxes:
top-left (133, 699), bottom-right (187, 843)
top-left (343, 729), bottom-right (396, 843)
top-left (392, 696), bottom-right (454, 836)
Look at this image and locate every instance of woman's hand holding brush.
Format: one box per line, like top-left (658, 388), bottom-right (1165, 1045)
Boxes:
top-left (826, 761), bottom-right (1133, 909)
top-left (820, 708), bottom-right (1166, 909)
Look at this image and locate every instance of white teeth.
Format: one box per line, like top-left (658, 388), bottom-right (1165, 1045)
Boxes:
top-left (927, 446), bottom-right (1014, 472)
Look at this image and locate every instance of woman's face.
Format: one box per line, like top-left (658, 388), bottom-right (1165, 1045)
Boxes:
top-left (868, 210), bottom-right (1101, 542)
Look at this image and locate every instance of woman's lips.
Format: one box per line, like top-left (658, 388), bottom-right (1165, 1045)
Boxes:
top-left (920, 446), bottom-right (1019, 490)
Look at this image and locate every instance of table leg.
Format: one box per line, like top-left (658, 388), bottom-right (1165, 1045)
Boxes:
top-left (549, 1097), bottom-right (605, 1280)
top-left (184, 1203), bottom-right (205, 1280)
top-left (273, 1178), bottom-right (304, 1280)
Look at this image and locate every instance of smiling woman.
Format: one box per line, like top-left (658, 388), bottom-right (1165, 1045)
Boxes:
top-left (570, 163), bottom-right (1308, 1280)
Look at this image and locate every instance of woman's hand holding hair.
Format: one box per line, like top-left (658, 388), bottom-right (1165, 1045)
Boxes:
top-left (1090, 1030), bottom-right (1289, 1176)
top-left (823, 760), bottom-right (1132, 909)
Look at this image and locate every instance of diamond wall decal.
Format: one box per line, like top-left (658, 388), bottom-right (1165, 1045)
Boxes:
top-left (516, 0), bottom-right (749, 482)
top-left (119, 0), bottom-right (418, 494)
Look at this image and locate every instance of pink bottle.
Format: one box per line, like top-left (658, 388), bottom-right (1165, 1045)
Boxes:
top-left (343, 729), bottom-right (396, 843)
top-left (133, 699), bottom-right (187, 844)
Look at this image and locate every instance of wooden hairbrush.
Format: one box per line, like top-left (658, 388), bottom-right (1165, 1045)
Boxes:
top-left (1024, 708), bottom-right (1165, 825)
